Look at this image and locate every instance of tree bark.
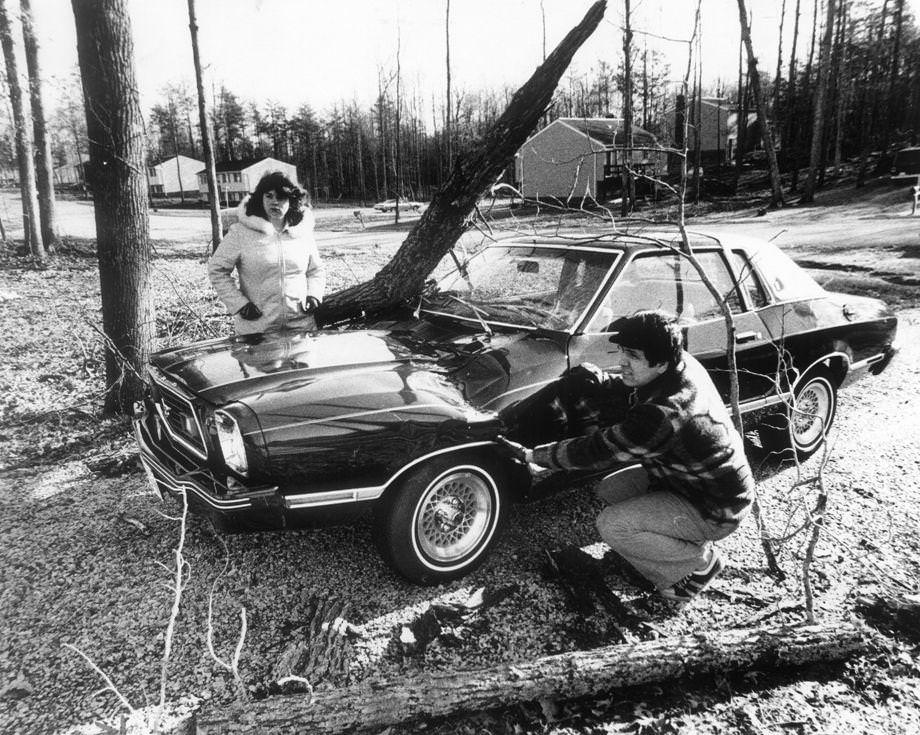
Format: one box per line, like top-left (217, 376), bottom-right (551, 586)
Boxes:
top-left (0, 0), bottom-right (45, 262)
top-left (736, 0), bottom-right (784, 207)
top-left (881, 0), bottom-right (905, 151)
top-left (394, 27), bottom-right (401, 225)
top-left (187, 0), bottom-right (221, 249)
top-left (620, 0), bottom-right (634, 216)
top-left (316, 0), bottom-right (607, 325)
top-left (445, 0), bottom-right (452, 167)
top-left (782, 0), bottom-right (800, 181)
top-left (20, 0), bottom-right (58, 250)
top-left (199, 621), bottom-right (871, 734)
top-left (801, 0), bottom-right (837, 203)
top-left (72, 0), bottom-right (152, 415)
top-left (772, 0), bottom-right (786, 115)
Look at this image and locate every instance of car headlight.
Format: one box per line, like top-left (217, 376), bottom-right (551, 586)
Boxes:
top-left (215, 410), bottom-right (249, 477)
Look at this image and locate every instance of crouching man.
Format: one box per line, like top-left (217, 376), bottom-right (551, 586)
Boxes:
top-left (503, 310), bottom-right (754, 604)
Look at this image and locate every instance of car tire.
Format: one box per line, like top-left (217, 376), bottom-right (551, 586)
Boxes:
top-left (372, 454), bottom-right (505, 584)
top-left (758, 367), bottom-right (837, 459)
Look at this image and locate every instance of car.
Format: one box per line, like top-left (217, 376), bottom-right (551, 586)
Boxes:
top-left (373, 198), bottom-right (423, 213)
top-left (889, 147), bottom-right (920, 182)
top-left (134, 230), bottom-right (899, 584)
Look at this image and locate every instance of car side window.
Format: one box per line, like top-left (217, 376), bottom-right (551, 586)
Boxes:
top-left (587, 250), bottom-right (743, 332)
top-left (730, 250), bottom-right (768, 308)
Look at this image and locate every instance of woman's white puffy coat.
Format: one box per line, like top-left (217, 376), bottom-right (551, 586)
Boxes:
top-left (208, 201), bottom-right (326, 335)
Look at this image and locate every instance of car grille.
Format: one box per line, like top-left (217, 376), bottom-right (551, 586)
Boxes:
top-left (149, 369), bottom-right (208, 460)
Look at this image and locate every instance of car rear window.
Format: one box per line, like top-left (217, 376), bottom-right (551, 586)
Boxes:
top-left (748, 243), bottom-right (825, 301)
top-left (731, 250), bottom-right (768, 308)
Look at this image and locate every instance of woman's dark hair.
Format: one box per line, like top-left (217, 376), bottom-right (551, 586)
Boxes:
top-left (608, 310), bottom-right (683, 370)
top-left (246, 171), bottom-right (310, 227)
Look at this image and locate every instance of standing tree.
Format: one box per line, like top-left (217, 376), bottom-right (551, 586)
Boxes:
top-left (71, 0), bottom-right (152, 415)
top-left (394, 25), bottom-right (402, 224)
top-left (0, 0), bottom-right (44, 262)
top-left (736, 0), bottom-right (784, 207)
top-left (187, 0), bottom-right (221, 249)
top-left (20, 0), bottom-right (58, 250)
top-left (801, 0), bottom-right (837, 203)
top-left (445, 0), bottom-right (452, 168)
top-left (620, 0), bottom-right (635, 216)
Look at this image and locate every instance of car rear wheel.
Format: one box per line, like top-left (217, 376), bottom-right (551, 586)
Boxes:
top-left (373, 454), bottom-right (505, 584)
top-left (758, 368), bottom-right (837, 459)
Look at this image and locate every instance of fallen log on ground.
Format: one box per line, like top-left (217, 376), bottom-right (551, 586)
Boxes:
top-left (197, 620), bottom-right (872, 734)
top-left (856, 593), bottom-right (920, 643)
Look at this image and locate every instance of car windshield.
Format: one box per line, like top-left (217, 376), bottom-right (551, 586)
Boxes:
top-left (422, 244), bottom-right (618, 331)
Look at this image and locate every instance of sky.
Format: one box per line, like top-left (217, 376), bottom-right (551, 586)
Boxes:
top-left (24, 0), bottom-right (920, 120)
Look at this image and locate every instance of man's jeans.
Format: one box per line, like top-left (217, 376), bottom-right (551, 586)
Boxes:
top-left (595, 465), bottom-right (738, 590)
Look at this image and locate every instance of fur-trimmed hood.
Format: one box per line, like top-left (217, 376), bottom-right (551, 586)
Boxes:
top-left (234, 195), bottom-right (316, 235)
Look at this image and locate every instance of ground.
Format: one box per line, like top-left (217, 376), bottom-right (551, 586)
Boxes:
top-left (0, 178), bottom-right (918, 734)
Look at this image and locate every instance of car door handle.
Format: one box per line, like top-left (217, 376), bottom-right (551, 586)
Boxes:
top-left (735, 330), bottom-right (762, 344)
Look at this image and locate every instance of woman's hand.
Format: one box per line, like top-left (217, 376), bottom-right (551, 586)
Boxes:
top-left (238, 302), bottom-right (263, 320)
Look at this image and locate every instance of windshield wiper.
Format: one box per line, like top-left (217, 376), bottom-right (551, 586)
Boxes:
top-left (487, 301), bottom-right (557, 328)
top-left (440, 293), bottom-right (493, 338)
top-left (445, 294), bottom-right (493, 338)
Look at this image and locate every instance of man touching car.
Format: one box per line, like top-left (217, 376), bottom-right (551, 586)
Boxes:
top-left (501, 310), bottom-right (754, 604)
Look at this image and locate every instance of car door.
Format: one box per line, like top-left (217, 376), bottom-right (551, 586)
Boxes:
top-left (567, 248), bottom-right (777, 405)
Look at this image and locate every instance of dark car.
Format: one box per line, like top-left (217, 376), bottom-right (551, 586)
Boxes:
top-left (890, 146), bottom-right (920, 182)
top-left (134, 231), bottom-right (898, 584)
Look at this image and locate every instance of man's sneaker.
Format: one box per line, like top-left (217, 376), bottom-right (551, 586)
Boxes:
top-left (659, 549), bottom-right (724, 604)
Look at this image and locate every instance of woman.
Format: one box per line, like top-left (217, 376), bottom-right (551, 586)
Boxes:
top-left (208, 171), bottom-right (326, 335)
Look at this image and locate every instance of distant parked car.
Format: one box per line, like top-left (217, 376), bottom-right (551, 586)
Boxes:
top-left (890, 147), bottom-right (920, 182)
top-left (134, 230), bottom-right (898, 584)
top-left (374, 198), bottom-right (423, 213)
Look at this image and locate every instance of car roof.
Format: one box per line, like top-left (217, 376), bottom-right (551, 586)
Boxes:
top-left (501, 229), bottom-right (769, 256)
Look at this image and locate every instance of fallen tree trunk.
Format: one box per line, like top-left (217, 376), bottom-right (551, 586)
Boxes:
top-left (315, 1), bottom-right (606, 325)
top-left (857, 593), bottom-right (920, 643)
top-left (197, 621), bottom-right (871, 734)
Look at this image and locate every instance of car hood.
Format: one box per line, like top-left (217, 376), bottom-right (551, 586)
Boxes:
top-left (149, 321), bottom-right (566, 418)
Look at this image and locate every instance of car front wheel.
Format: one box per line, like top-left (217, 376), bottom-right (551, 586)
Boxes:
top-left (758, 368), bottom-right (837, 459)
top-left (373, 455), bottom-right (505, 584)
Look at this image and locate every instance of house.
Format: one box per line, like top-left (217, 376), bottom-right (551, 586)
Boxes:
top-left (53, 155), bottom-right (89, 188)
top-left (197, 157), bottom-right (298, 206)
top-left (147, 155), bottom-right (204, 197)
top-left (659, 96), bottom-right (761, 166)
top-left (514, 117), bottom-right (663, 202)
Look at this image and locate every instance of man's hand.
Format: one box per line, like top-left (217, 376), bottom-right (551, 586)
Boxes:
top-left (238, 302), bottom-right (263, 320)
top-left (566, 362), bottom-right (607, 390)
top-left (495, 436), bottom-right (533, 465)
top-left (302, 296), bottom-right (321, 314)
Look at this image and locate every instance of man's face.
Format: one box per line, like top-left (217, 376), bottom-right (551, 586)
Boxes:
top-left (618, 346), bottom-right (668, 387)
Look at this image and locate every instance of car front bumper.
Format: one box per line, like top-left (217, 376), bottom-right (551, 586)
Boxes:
top-left (133, 400), bottom-right (281, 521)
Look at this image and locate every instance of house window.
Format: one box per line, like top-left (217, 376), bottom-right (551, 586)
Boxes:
top-left (233, 172), bottom-right (241, 182)
top-left (148, 167), bottom-right (156, 178)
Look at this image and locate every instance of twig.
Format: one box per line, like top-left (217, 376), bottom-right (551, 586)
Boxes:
top-left (206, 531), bottom-right (250, 701)
top-left (63, 643), bottom-right (135, 714)
top-left (157, 488), bottom-right (189, 723)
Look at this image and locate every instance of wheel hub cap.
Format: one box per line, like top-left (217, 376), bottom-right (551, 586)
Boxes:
top-left (416, 471), bottom-right (493, 564)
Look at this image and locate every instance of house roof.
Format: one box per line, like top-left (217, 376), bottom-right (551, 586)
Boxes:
top-left (211, 157), bottom-right (292, 173)
top-left (557, 117), bottom-right (657, 147)
top-left (521, 117), bottom-right (658, 150)
top-left (150, 155), bottom-right (203, 168)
